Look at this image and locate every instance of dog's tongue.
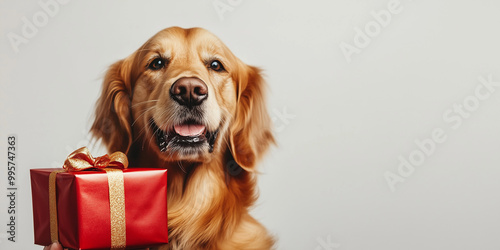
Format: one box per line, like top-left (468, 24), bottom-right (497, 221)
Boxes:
top-left (174, 124), bottom-right (205, 136)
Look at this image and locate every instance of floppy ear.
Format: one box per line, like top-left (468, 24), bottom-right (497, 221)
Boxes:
top-left (229, 65), bottom-right (275, 171)
top-left (91, 59), bottom-right (133, 154)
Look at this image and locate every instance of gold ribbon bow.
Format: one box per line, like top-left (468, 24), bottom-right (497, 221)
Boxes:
top-left (49, 147), bottom-right (128, 249)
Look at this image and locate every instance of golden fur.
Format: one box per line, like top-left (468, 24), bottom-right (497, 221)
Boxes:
top-left (91, 27), bottom-right (275, 249)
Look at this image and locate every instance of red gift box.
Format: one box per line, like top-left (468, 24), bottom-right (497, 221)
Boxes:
top-left (30, 148), bottom-right (168, 249)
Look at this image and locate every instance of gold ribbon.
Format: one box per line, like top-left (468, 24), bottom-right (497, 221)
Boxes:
top-left (49, 169), bottom-right (65, 243)
top-left (49, 147), bottom-right (128, 249)
top-left (105, 168), bottom-right (126, 249)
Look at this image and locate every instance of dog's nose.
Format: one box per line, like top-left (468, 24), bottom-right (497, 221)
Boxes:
top-left (170, 77), bottom-right (208, 107)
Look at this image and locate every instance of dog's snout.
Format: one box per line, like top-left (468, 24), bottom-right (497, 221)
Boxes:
top-left (170, 77), bottom-right (208, 107)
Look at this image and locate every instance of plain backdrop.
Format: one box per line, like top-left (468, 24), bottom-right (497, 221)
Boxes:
top-left (1, 0), bottom-right (500, 249)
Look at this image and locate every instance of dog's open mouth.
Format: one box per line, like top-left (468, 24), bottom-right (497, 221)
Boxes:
top-left (151, 119), bottom-right (218, 153)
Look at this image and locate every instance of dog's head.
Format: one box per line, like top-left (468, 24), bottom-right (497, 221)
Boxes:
top-left (91, 27), bottom-right (274, 171)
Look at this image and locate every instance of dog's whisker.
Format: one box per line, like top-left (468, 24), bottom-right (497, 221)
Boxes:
top-left (134, 121), bottom-right (151, 148)
top-left (138, 118), bottom-right (157, 151)
top-left (147, 121), bottom-right (162, 150)
top-left (131, 105), bottom-right (157, 127)
top-left (133, 118), bottom-right (151, 141)
top-left (131, 99), bottom-right (159, 108)
top-left (177, 161), bottom-right (187, 174)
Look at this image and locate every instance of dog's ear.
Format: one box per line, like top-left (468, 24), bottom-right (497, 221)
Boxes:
top-left (91, 59), bottom-right (133, 154)
top-left (229, 65), bottom-right (275, 172)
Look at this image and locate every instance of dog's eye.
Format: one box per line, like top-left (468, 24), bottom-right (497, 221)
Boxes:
top-left (148, 58), bottom-right (166, 70)
top-left (209, 60), bottom-right (225, 72)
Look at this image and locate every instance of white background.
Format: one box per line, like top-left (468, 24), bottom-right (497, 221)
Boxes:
top-left (1, 0), bottom-right (500, 249)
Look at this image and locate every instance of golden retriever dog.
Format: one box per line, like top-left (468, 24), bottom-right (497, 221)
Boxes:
top-left (91, 27), bottom-right (274, 249)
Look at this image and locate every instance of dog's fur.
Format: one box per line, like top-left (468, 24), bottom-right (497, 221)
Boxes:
top-left (91, 27), bottom-right (275, 249)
